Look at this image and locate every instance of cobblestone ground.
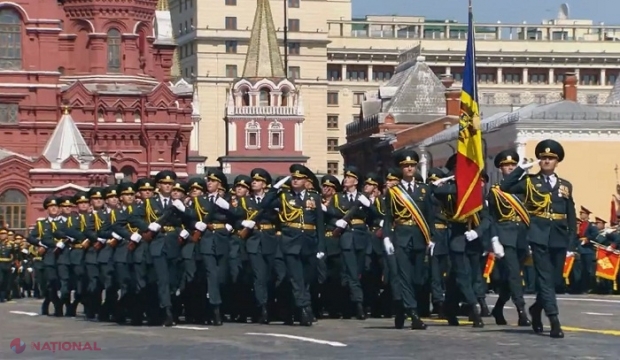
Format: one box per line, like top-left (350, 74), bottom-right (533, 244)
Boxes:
top-left (1, 294), bottom-right (619, 359)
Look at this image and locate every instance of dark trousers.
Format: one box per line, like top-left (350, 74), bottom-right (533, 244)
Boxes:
top-left (57, 264), bottom-right (71, 299)
top-left (115, 262), bottom-right (133, 298)
top-left (284, 253), bottom-right (316, 308)
top-left (393, 245), bottom-right (426, 311)
top-left (471, 254), bottom-right (486, 299)
top-left (152, 256), bottom-right (172, 308)
top-left (249, 253), bottom-right (275, 306)
top-left (495, 247), bottom-right (527, 308)
top-left (71, 264), bottom-right (86, 299)
top-left (445, 251), bottom-right (478, 311)
top-left (430, 254), bottom-right (449, 303)
top-left (202, 254), bottom-right (228, 306)
top-left (580, 253), bottom-right (595, 293)
top-left (340, 248), bottom-right (366, 303)
top-left (531, 243), bottom-right (565, 316)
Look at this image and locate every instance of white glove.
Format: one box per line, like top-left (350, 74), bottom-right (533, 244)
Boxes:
top-left (566, 251), bottom-right (575, 257)
top-left (112, 232), bottom-right (123, 240)
top-left (129, 233), bottom-right (141, 243)
top-left (225, 224), bottom-right (233, 232)
top-left (11, 267), bottom-right (15, 273)
top-left (358, 194), bottom-right (371, 207)
top-left (432, 175), bottom-right (454, 187)
top-left (148, 222), bottom-right (161, 232)
top-left (383, 237), bottom-right (395, 255)
top-left (172, 199), bottom-right (186, 212)
top-left (195, 221), bottom-right (207, 231)
top-left (215, 197), bottom-right (230, 210)
top-left (56, 242), bottom-right (65, 249)
top-left (97, 238), bottom-right (106, 244)
top-left (66, 236), bottom-right (75, 242)
top-left (428, 241), bottom-right (435, 256)
top-left (241, 220), bottom-right (256, 229)
top-left (335, 219), bottom-right (348, 229)
top-left (519, 159), bottom-right (539, 170)
top-left (21, 248), bottom-right (28, 255)
top-left (464, 230), bottom-right (478, 241)
top-left (180, 229), bottom-right (190, 239)
top-left (491, 236), bottom-right (505, 258)
top-left (604, 228), bottom-right (615, 234)
top-left (27, 268), bottom-right (33, 273)
top-left (316, 252), bottom-right (325, 260)
top-left (38, 241), bottom-right (48, 249)
top-left (321, 204), bottom-right (327, 212)
top-left (379, 220), bottom-right (384, 227)
top-left (274, 175), bottom-right (291, 189)
top-left (607, 246), bottom-right (614, 252)
top-left (482, 251), bottom-right (488, 256)
top-left (528, 245), bottom-right (532, 254)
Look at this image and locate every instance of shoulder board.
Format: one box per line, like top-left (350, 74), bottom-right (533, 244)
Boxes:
top-left (308, 189), bottom-right (319, 194)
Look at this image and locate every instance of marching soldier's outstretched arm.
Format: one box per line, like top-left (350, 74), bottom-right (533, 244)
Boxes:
top-left (422, 184), bottom-right (436, 236)
top-left (259, 187), bottom-right (280, 210)
top-left (112, 211), bottom-right (133, 240)
top-left (63, 219), bottom-right (83, 241)
top-left (127, 204), bottom-right (150, 232)
top-left (99, 212), bottom-right (115, 239)
top-left (431, 182), bottom-right (456, 196)
top-left (382, 190), bottom-right (394, 240)
top-left (499, 166), bottom-right (527, 194)
top-left (82, 214), bottom-right (98, 242)
top-left (326, 194), bottom-right (346, 218)
top-left (475, 199), bottom-right (492, 237)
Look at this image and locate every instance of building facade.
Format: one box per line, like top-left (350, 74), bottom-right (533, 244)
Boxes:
top-left (173, 2), bottom-right (620, 175)
top-left (0, 0), bottom-right (198, 231)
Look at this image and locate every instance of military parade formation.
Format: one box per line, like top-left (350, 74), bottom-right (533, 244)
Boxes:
top-left (1, 138), bottom-right (620, 341)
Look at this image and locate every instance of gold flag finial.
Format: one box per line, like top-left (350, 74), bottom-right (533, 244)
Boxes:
top-left (62, 105), bottom-right (71, 115)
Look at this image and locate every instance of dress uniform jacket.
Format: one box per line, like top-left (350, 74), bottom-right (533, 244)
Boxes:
top-left (327, 193), bottom-right (370, 251)
top-left (111, 205), bottom-right (139, 264)
top-left (65, 212), bottom-right (92, 265)
top-left (241, 195), bottom-right (279, 255)
top-left (27, 218), bottom-right (68, 266)
top-left (487, 184), bottom-right (529, 249)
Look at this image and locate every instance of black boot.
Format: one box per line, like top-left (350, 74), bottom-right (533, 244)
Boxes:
top-left (212, 305), bottom-right (223, 326)
top-left (41, 297), bottom-right (50, 316)
top-left (529, 303), bottom-right (543, 334)
top-left (130, 294), bottom-right (144, 326)
top-left (63, 296), bottom-right (75, 317)
top-left (549, 315), bottom-right (564, 339)
top-left (478, 298), bottom-right (490, 317)
top-left (163, 307), bottom-right (175, 327)
top-left (470, 304), bottom-right (484, 328)
top-left (300, 306), bottom-right (313, 326)
top-left (491, 305), bottom-right (507, 325)
top-left (516, 305), bottom-right (531, 327)
top-left (409, 310), bottom-right (427, 330)
top-left (393, 301), bottom-right (405, 329)
top-left (433, 301), bottom-right (446, 319)
top-left (355, 302), bottom-right (366, 320)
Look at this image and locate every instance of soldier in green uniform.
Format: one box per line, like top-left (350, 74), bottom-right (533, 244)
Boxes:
top-left (183, 169), bottom-right (241, 325)
top-left (27, 196), bottom-right (66, 316)
top-left (16, 235), bottom-right (33, 298)
top-left (260, 164), bottom-right (326, 326)
top-left (240, 168), bottom-right (280, 323)
top-left (0, 227), bottom-right (12, 302)
top-left (170, 180), bottom-right (189, 321)
top-left (426, 167), bottom-right (450, 319)
top-left (487, 149), bottom-right (531, 327)
top-left (383, 150), bottom-right (434, 330)
top-left (318, 174), bottom-right (344, 318)
top-left (82, 188), bottom-right (105, 320)
top-left (499, 139), bottom-right (576, 338)
top-left (178, 177), bottom-right (206, 324)
top-left (431, 155), bottom-right (489, 328)
top-left (327, 166), bottom-right (372, 320)
top-left (96, 186), bottom-right (121, 322)
top-left (575, 206), bottom-right (598, 293)
top-left (62, 192), bottom-right (92, 316)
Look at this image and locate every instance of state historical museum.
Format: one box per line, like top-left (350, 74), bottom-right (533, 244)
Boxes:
top-left (0, 0), bottom-right (201, 231)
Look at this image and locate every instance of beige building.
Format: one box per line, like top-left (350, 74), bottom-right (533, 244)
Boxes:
top-left (171, 1), bottom-right (620, 175)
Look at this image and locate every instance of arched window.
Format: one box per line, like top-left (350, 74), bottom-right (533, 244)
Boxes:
top-left (107, 28), bottom-right (121, 73)
top-left (134, 110), bottom-right (141, 122)
top-left (120, 165), bottom-right (136, 182)
top-left (281, 89), bottom-right (289, 106)
top-left (241, 90), bottom-right (250, 106)
top-left (0, 189), bottom-right (26, 233)
top-left (259, 89), bottom-right (270, 106)
top-left (115, 110), bottom-right (123, 122)
top-left (0, 9), bottom-right (22, 70)
top-left (97, 109), bottom-right (105, 122)
top-left (245, 120), bottom-right (261, 149)
top-left (268, 120), bottom-right (284, 149)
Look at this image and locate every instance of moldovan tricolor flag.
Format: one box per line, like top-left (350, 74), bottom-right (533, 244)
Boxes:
top-left (453, 1), bottom-right (485, 221)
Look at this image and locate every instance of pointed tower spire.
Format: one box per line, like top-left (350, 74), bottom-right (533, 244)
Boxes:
top-left (242, 0), bottom-right (286, 78)
top-left (42, 106), bottom-right (94, 164)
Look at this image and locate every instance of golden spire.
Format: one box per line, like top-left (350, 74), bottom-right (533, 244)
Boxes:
top-left (156, 0), bottom-right (170, 11)
top-left (242, 0), bottom-right (286, 78)
top-left (62, 105), bottom-right (71, 115)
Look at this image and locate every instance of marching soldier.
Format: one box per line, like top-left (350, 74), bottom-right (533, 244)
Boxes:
top-left (260, 165), bottom-right (325, 326)
top-left (499, 139), bottom-right (576, 338)
top-left (426, 167), bottom-right (450, 319)
top-left (327, 166), bottom-right (372, 319)
top-left (97, 186), bottom-right (120, 322)
top-left (487, 149), bottom-right (531, 326)
top-left (0, 227), bottom-right (12, 302)
top-left (431, 155), bottom-right (489, 328)
top-left (383, 150), bottom-right (434, 330)
top-left (83, 187), bottom-right (105, 320)
top-left (56, 196), bottom-right (75, 315)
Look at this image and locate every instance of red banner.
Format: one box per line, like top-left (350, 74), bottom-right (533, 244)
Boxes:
top-left (595, 246), bottom-right (620, 281)
top-left (563, 255), bottom-right (575, 285)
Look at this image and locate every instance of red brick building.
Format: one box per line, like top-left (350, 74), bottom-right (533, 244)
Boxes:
top-left (0, 0), bottom-right (199, 231)
top-left (340, 55), bottom-right (460, 175)
top-left (219, 0), bottom-right (307, 174)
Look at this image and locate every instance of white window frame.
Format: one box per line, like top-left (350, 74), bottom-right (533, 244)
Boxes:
top-left (245, 120), bottom-right (261, 149)
top-left (268, 120), bottom-right (284, 149)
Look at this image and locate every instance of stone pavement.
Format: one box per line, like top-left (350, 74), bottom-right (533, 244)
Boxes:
top-left (1, 294), bottom-right (620, 359)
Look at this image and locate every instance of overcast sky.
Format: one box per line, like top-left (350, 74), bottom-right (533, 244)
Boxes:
top-left (352, 0), bottom-right (618, 24)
